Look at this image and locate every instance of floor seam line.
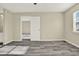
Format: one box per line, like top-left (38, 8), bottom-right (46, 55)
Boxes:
top-left (7, 46), bottom-right (17, 54)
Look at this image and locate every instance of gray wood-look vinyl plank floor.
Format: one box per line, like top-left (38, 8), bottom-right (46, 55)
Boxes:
top-left (0, 40), bottom-right (79, 56)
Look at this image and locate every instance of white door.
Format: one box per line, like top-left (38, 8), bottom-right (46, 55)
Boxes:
top-left (31, 17), bottom-right (40, 41)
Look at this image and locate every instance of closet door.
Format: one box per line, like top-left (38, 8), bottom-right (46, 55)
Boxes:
top-left (31, 17), bottom-right (40, 41)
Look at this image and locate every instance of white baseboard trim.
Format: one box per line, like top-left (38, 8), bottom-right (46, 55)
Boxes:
top-left (8, 39), bottom-right (64, 42)
top-left (40, 39), bottom-right (64, 41)
top-left (65, 40), bottom-right (79, 48)
top-left (4, 40), bottom-right (13, 45)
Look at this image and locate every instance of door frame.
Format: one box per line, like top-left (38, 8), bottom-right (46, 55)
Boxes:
top-left (20, 16), bottom-right (40, 41)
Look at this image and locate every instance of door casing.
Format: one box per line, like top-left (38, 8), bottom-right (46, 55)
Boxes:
top-left (20, 16), bottom-right (40, 41)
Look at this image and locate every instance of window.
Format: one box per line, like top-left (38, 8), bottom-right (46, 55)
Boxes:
top-left (73, 11), bottom-right (79, 32)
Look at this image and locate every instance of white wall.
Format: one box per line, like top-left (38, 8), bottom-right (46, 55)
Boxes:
top-left (0, 8), bottom-right (14, 44)
top-left (2, 4), bottom-right (79, 44)
top-left (13, 12), bottom-right (64, 41)
top-left (64, 4), bottom-right (79, 47)
top-left (4, 10), bottom-right (14, 44)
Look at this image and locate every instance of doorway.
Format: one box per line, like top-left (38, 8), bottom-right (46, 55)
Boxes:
top-left (20, 16), bottom-right (40, 41)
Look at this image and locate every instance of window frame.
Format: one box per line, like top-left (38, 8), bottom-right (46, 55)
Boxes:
top-left (73, 10), bottom-right (79, 32)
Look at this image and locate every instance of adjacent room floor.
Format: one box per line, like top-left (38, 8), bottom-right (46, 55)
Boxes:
top-left (0, 40), bottom-right (79, 56)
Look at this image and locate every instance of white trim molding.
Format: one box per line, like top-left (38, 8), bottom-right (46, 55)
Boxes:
top-left (4, 40), bottom-right (13, 45)
top-left (65, 40), bottom-right (79, 48)
top-left (40, 39), bottom-right (64, 41)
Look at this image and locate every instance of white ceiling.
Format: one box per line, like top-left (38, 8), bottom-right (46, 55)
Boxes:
top-left (0, 3), bottom-right (76, 13)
